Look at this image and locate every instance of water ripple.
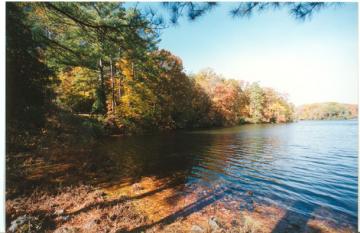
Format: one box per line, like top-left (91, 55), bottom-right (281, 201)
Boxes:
top-left (103, 120), bottom-right (358, 228)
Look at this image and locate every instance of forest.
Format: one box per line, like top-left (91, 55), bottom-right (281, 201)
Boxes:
top-left (7, 2), bottom-right (295, 149)
top-left (296, 102), bottom-right (358, 120)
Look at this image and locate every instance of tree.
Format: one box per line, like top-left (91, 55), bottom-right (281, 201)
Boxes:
top-left (247, 82), bottom-right (265, 123)
top-left (6, 2), bottom-right (297, 137)
top-left (296, 102), bottom-right (357, 120)
top-left (162, 2), bottom-right (339, 24)
top-left (6, 3), bottom-right (54, 130)
top-left (263, 88), bottom-right (294, 123)
top-left (25, 2), bottom-right (162, 116)
top-left (192, 69), bottom-right (250, 126)
top-left (57, 67), bottom-right (98, 113)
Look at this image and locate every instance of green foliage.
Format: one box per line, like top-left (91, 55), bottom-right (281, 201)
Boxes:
top-left (247, 82), bottom-right (265, 123)
top-left (6, 3), bottom-right (55, 130)
top-left (24, 2), bottom-right (161, 117)
top-left (162, 2), bottom-right (336, 24)
top-left (57, 67), bottom-right (98, 113)
top-left (61, 94), bottom-right (93, 113)
top-left (92, 87), bottom-right (107, 115)
top-left (81, 117), bottom-right (107, 138)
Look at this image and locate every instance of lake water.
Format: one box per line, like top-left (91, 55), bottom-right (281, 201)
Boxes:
top-left (96, 120), bottom-right (358, 228)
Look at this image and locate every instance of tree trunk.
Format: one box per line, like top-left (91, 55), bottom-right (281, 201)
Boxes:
top-left (118, 48), bottom-right (122, 101)
top-left (118, 73), bottom-right (122, 102)
top-left (132, 62), bottom-right (135, 79)
top-left (110, 57), bottom-right (115, 113)
top-left (99, 58), bottom-right (104, 90)
top-left (98, 58), bottom-right (107, 114)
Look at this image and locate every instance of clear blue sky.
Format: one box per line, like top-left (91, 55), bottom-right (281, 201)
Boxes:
top-left (132, 3), bottom-right (358, 106)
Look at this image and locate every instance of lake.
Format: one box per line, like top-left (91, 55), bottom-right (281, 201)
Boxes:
top-left (95, 120), bottom-right (358, 229)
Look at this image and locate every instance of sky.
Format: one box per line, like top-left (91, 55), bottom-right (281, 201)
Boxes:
top-left (140, 3), bottom-right (358, 106)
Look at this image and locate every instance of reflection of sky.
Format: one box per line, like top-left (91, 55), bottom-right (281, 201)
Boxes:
top-left (100, 120), bottom-right (357, 226)
top-left (127, 3), bottom-right (358, 106)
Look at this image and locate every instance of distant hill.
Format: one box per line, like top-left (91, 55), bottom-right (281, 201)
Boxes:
top-left (296, 102), bottom-right (358, 120)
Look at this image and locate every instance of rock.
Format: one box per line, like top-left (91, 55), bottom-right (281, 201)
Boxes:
top-left (246, 190), bottom-right (254, 196)
top-left (8, 215), bottom-right (30, 232)
top-left (247, 200), bottom-right (255, 211)
top-left (54, 226), bottom-right (79, 233)
top-left (132, 183), bottom-right (143, 192)
top-left (8, 215), bottom-right (47, 232)
top-left (191, 225), bottom-right (205, 233)
top-left (84, 219), bottom-right (98, 230)
top-left (55, 209), bottom-right (64, 215)
top-left (239, 199), bottom-right (254, 211)
top-left (208, 217), bottom-right (220, 231)
top-left (239, 202), bottom-right (247, 210)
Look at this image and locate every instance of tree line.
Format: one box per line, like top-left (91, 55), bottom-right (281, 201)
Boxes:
top-left (296, 102), bottom-right (357, 120)
top-left (7, 2), bottom-right (294, 137)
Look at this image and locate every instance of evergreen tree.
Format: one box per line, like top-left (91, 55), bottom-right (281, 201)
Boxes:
top-left (6, 3), bottom-right (54, 130)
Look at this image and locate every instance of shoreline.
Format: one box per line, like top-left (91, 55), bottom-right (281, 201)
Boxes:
top-left (6, 143), bottom-right (357, 233)
top-left (5, 115), bottom-right (357, 232)
top-left (6, 173), bottom-right (356, 233)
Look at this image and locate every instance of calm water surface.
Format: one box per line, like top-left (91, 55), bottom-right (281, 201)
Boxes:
top-left (96, 120), bottom-right (358, 227)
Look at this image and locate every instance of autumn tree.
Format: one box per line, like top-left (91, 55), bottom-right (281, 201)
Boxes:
top-left (263, 88), bottom-right (294, 123)
top-left (57, 67), bottom-right (98, 113)
top-left (6, 2), bottom-right (297, 137)
top-left (193, 69), bottom-right (249, 126)
top-left (296, 102), bottom-right (357, 120)
top-left (246, 82), bottom-right (265, 123)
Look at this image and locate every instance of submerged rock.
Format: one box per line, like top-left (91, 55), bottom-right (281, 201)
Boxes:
top-left (8, 215), bottom-right (30, 232)
top-left (132, 183), bottom-right (143, 192)
top-left (54, 226), bottom-right (79, 233)
top-left (55, 209), bottom-right (64, 215)
top-left (8, 215), bottom-right (47, 233)
top-left (246, 190), bottom-right (254, 196)
top-left (191, 225), bottom-right (205, 233)
top-left (62, 215), bottom-right (70, 221)
top-left (239, 199), bottom-right (254, 211)
top-left (208, 217), bottom-right (220, 231)
top-left (84, 219), bottom-right (98, 230)
top-left (239, 202), bottom-right (247, 210)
